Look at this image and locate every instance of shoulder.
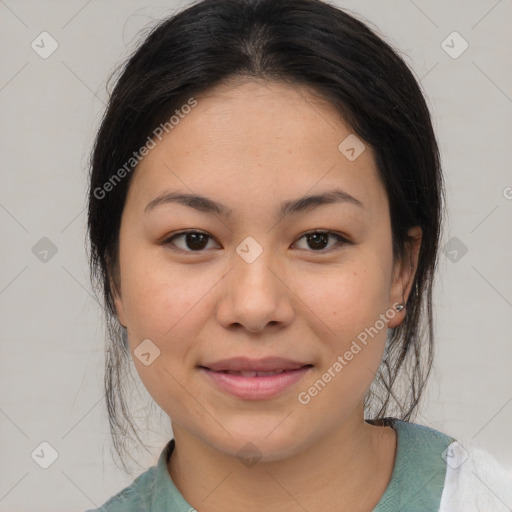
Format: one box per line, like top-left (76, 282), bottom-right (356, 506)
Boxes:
top-left (374, 417), bottom-right (512, 511)
top-left (83, 465), bottom-right (157, 512)
top-left (390, 417), bottom-right (452, 441)
top-left (438, 437), bottom-right (512, 512)
top-left (83, 439), bottom-right (190, 512)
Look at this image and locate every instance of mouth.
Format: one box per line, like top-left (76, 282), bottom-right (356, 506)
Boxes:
top-left (198, 357), bottom-right (313, 400)
top-left (200, 356), bottom-right (312, 373)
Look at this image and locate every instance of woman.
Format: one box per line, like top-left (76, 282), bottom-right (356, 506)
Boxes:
top-left (85, 0), bottom-right (511, 510)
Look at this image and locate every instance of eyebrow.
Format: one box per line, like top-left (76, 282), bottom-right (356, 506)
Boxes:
top-left (144, 188), bottom-right (363, 219)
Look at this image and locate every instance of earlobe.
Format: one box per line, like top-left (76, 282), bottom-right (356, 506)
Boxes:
top-left (387, 302), bottom-right (406, 328)
top-left (388, 226), bottom-right (422, 328)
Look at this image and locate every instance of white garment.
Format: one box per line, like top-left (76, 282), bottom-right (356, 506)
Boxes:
top-left (438, 439), bottom-right (512, 512)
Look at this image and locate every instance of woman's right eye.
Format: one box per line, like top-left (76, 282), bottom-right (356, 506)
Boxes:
top-left (163, 231), bottom-right (219, 252)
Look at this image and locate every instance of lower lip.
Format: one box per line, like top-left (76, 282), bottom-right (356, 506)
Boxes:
top-left (200, 367), bottom-right (312, 400)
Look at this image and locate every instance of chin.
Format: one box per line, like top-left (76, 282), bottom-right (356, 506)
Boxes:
top-left (196, 418), bottom-right (313, 464)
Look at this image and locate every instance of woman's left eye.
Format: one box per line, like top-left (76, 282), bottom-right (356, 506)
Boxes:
top-left (163, 229), bottom-right (349, 253)
top-left (293, 230), bottom-right (349, 252)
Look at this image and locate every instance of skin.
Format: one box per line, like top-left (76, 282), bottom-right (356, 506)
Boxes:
top-left (112, 78), bottom-right (422, 512)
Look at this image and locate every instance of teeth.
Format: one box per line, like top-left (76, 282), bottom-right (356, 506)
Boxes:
top-left (240, 370), bottom-right (258, 377)
top-left (225, 370), bottom-right (286, 377)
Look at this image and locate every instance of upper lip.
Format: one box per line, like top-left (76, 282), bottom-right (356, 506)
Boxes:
top-left (200, 357), bottom-right (312, 372)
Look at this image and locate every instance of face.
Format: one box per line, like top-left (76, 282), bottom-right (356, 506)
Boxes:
top-left (112, 79), bottom-right (420, 461)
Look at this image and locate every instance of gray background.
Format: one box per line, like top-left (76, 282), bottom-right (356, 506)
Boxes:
top-left (1, 0), bottom-right (511, 510)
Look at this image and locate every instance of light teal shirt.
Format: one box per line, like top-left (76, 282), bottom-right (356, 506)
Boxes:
top-left (85, 418), bottom-right (455, 512)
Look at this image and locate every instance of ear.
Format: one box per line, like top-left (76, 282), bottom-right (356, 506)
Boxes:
top-left (387, 226), bottom-right (422, 328)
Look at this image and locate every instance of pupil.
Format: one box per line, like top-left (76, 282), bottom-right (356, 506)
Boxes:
top-left (308, 233), bottom-right (328, 250)
top-left (187, 233), bottom-right (208, 250)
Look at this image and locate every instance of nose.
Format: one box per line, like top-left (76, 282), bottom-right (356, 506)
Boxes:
top-left (215, 248), bottom-right (294, 334)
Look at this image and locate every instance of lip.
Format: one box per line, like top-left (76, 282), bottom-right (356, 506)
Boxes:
top-left (199, 357), bottom-right (313, 400)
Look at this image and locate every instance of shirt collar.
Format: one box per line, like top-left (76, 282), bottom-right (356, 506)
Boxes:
top-left (152, 438), bottom-right (195, 511)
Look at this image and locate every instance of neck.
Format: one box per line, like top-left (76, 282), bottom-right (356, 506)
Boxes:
top-left (168, 407), bottom-right (397, 512)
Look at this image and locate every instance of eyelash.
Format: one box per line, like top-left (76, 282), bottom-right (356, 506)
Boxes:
top-left (162, 229), bottom-right (350, 254)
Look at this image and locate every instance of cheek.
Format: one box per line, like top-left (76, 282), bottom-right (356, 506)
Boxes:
top-left (295, 264), bottom-right (392, 414)
top-left (119, 259), bottom-right (206, 412)
top-left (299, 255), bottom-right (393, 389)
top-left (118, 246), bottom-right (232, 383)
top-left (299, 257), bottom-right (391, 333)
top-left (120, 247), bottom-right (208, 338)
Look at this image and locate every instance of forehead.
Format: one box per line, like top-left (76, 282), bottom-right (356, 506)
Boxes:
top-left (126, 79), bottom-right (386, 217)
